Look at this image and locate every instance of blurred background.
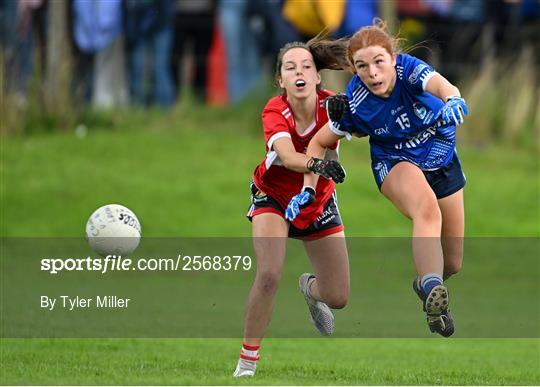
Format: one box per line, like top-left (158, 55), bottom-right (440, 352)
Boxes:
top-left (0, 0), bottom-right (539, 237)
top-left (1, 4), bottom-right (538, 384)
top-left (2, 0), bottom-right (539, 132)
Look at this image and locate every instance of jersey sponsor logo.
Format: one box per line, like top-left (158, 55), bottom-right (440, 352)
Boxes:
top-left (374, 125), bottom-right (389, 135)
top-left (413, 102), bottom-right (427, 120)
top-left (391, 105), bottom-right (404, 116)
top-left (422, 110), bottom-right (435, 125)
top-left (316, 208), bottom-right (336, 224)
top-left (408, 64), bottom-right (428, 85)
top-left (394, 125), bottom-right (437, 150)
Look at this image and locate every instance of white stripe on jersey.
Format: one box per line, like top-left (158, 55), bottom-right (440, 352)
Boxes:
top-left (299, 121), bottom-right (316, 137)
top-left (267, 131), bottom-right (291, 151)
top-left (396, 65), bottom-right (404, 80)
top-left (247, 204), bottom-right (255, 217)
top-left (328, 120), bottom-right (352, 140)
top-left (350, 87), bottom-right (369, 113)
top-left (421, 71), bottom-right (437, 90)
top-left (351, 87), bottom-right (368, 105)
top-left (352, 87), bottom-right (363, 99)
top-left (281, 107), bottom-right (292, 120)
top-left (265, 150), bottom-right (282, 169)
top-left (378, 162), bottom-right (389, 183)
top-left (331, 190), bottom-right (343, 224)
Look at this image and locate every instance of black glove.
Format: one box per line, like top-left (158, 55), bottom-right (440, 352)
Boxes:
top-left (324, 93), bottom-right (349, 122)
top-left (307, 157), bottom-right (346, 183)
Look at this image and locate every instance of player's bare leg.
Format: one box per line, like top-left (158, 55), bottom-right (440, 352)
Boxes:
top-left (438, 189), bottom-right (464, 279)
top-left (234, 213), bottom-right (288, 377)
top-left (300, 231), bottom-right (349, 335)
top-left (382, 162), bottom-right (452, 336)
top-left (382, 162), bottom-right (444, 275)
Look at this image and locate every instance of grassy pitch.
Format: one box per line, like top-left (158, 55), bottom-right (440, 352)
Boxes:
top-left (2, 339), bottom-right (539, 385)
top-left (1, 105), bottom-right (539, 385)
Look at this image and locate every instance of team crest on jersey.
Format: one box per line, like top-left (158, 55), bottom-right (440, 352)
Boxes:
top-left (413, 102), bottom-right (427, 120)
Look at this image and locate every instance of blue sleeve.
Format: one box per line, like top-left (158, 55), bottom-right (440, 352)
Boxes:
top-left (400, 54), bottom-right (438, 93)
top-left (328, 111), bottom-right (355, 140)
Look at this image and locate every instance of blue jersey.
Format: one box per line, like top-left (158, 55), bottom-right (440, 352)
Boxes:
top-left (330, 53), bottom-right (457, 172)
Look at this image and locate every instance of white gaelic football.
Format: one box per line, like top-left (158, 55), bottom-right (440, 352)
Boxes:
top-left (86, 204), bottom-right (141, 256)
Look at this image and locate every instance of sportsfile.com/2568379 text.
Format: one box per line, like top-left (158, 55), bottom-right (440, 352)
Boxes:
top-left (40, 255), bottom-right (253, 274)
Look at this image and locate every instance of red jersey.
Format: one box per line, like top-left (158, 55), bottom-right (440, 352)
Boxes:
top-left (252, 89), bottom-right (339, 229)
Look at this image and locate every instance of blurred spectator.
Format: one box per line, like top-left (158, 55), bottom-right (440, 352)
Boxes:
top-left (335, 0), bottom-right (378, 38)
top-left (281, 0), bottom-right (346, 38)
top-left (72, 0), bottom-right (127, 108)
top-left (218, 0), bottom-right (262, 103)
top-left (170, 0), bottom-right (216, 103)
top-left (70, 0), bottom-right (93, 104)
top-left (398, 0), bottom-right (539, 81)
top-left (124, 0), bottom-right (175, 108)
top-left (2, 0), bottom-right (47, 107)
top-left (423, 0), bottom-right (487, 81)
top-left (487, 0), bottom-right (540, 62)
top-left (248, 0), bottom-right (299, 66)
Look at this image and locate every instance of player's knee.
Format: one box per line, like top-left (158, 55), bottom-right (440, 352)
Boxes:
top-left (327, 296), bottom-right (348, 309)
top-left (444, 259), bottom-right (462, 277)
top-left (321, 291), bottom-right (348, 309)
top-left (415, 199), bottom-right (442, 226)
top-left (256, 271), bottom-right (281, 295)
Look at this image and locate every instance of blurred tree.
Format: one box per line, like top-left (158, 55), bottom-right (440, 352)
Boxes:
top-left (380, 0), bottom-right (398, 34)
top-left (45, 0), bottom-right (72, 123)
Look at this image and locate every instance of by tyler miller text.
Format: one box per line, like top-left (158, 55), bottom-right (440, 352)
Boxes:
top-left (41, 295), bottom-right (131, 311)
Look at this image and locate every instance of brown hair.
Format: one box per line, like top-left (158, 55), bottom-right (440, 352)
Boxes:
top-left (274, 36), bottom-right (350, 89)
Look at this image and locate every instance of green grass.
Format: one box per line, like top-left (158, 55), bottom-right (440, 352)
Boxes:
top-left (2, 339), bottom-right (539, 385)
top-left (1, 102), bottom-right (539, 385)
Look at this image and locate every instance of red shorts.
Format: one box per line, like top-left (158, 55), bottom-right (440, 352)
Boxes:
top-left (246, 182), bottom-right (344, 239)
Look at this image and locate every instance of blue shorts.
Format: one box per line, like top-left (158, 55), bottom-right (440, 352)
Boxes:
top-left (372, 152), bottom-right (466, 199)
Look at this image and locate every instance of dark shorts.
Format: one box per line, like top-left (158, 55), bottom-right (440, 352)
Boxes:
top-left (246, 183), bottom-right (344, 239)
top-left (374, 152), bottom-right (466, 199)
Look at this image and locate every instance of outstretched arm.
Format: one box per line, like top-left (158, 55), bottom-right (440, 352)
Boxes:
top-left (272, 137), bottom-right (311, 173)
top-left (272, 136), bottom-right (345, 183)
top-left (303, 123), bottom-right (344, 188)
top-left (426, 74), bottom-right (469, 126)
top-left (425, 73), bottom-right (461, 101)
top-left (285, 123), bottom-right (345, 221)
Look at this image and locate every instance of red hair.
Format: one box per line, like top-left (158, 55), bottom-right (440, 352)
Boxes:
top-left (347, 19), bottom-right (402, 65)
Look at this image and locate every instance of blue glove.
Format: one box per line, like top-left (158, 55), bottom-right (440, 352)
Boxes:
top-left (285, 187), bottom-right (315, 221)
top-left (436, 96), bottom-right (468, 126)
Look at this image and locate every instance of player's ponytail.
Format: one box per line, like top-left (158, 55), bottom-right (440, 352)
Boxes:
top-left (274, 37), bottom-right (351, 89)
top-left (306, 35), bottom-right (351, 72)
